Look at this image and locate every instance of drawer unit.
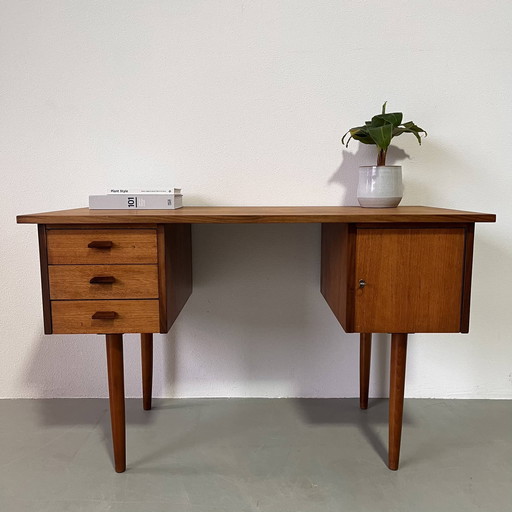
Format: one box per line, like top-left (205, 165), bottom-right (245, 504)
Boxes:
top-left (49, 264), bottom-right (159, 299)
top-left (47, 229), bottom-right (158, 264)
top-left (51, 300), bottom-right (160, 334)
top-left (39, 225), bottom-right (192, 335)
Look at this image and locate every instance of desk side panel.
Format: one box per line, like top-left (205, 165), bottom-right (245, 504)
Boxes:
top-left (460, 223), bottom-right (475, 333)
top-left (38, 225), bottom-right (52, 334)
top-left (321, 223), bottom-right (355, 332)
top-left (158, 224), bottom-right (193, 333)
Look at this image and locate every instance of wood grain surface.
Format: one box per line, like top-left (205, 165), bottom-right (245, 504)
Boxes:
top-left (17, 206), bottom-right (496, 224)
top-left (359, 333), bottom-right (372, 410)
top-left (460, 223), bottom-right (475, 333)
top-left (49, 264), bottom-right (159, 299)
top-left (105, 334), bottom-right (126, 473)
top-left (388, 333), bottom-right (408, 471)
top-left (157, 224), bottom-right (193, 332)
top-left (321, 223), bottom-right (356, 331)
top-left (51, 299), bottom-right (160, 334)
top-left (46, 229), bottom-right (157, 264)
top-left (353, 227), bottom-right (466, 332)
top-left (141, 333), bottom-right (153, 411)
top-left (37, 225), bottom-right (52, 334)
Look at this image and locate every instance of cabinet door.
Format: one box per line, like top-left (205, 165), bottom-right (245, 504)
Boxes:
top-left (354, 228), bottom-right (465, 333)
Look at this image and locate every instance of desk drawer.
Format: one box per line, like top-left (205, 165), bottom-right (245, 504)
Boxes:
top-left (47, 229), bottom-right (157, 264)
top-left (49, 265), bottom-right (159, 299)
top-left (51, 299), bottom-right (160, 334)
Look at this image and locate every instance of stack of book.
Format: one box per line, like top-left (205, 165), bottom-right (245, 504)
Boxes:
top-left (89, 188), bottom-right (183, 210)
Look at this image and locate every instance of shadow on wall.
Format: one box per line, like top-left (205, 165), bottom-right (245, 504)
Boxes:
top-left (159, 224), bottom-right (428, 400)
top-left (330, 145), bottom-right (410, 205)
top-left (160, 223), bottom-right (355, 397)
top-left (445, 229), bottom-right (509, 395)
top-left (23, 333), bottom-right (155, 409)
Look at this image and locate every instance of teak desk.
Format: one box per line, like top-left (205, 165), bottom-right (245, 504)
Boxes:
top-left (17, 206), bottom-right (496, 472)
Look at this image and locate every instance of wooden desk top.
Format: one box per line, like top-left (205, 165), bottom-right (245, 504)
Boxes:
top-left (17, 206), bottom-right (496, 224)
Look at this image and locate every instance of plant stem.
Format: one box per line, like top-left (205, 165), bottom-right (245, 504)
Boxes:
top-left (377, 148), bottom-right (387, 166)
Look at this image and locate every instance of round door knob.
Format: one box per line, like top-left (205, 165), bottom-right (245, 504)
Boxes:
top-left (359, 279), bottom-right (367, 288)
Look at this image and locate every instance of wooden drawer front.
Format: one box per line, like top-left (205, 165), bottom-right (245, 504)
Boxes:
top-left (353, 228), bottom-right (465, 333)
top-left (51, 300), bottom-right (160, 334)
top-left (49, 265), bottom-right (159, 300)
top-left (47, 229), bottom-right (157, 264)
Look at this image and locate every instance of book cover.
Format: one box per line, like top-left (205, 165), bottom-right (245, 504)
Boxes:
top-left (89, 194), bottom-right (183, 210)
top-left (108, 188), bottom-right (182, 195)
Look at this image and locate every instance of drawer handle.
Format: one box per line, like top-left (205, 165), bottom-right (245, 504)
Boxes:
top-left (87, 241), bottom-right (113, 249)
top-left (92, 311), bottom-right (118, 320)
top-left (90, 276), bottom-right (116, 284)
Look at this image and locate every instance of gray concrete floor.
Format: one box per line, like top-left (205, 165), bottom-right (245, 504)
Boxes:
top-left (0, 398), bottom-right (510, 511)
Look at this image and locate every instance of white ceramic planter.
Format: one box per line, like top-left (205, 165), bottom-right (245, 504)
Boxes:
top-left (357, 166), bottom-right (403, 208)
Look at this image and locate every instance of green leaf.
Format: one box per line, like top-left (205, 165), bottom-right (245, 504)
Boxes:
top-left (342, 103), bottom-right (426, 152)
top-left (367, 123), bottom-right (393, 150)
top-left (371, 112), bottom-right (403, 128)
top-left (393, 122), bottom-right (427, 145)
top-left (342, 126), bottom-right (375, 146)
top-left (352, 131), bottom-right (375, 145)
top-left (403, 121), bottom-right (427, 137)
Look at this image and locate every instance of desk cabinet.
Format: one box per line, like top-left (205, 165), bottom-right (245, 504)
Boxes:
top-left (321, 223), bottom-right (473, 334)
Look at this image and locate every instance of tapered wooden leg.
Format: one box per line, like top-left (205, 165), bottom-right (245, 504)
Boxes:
top-left (388, 333), bottom-right (408, 470)
top-left (359, 333), bottom-right (372, 409)
top-left (106, 334), bottom-right (126, 473)
top-left (141, 333), bottom-right (153, 411)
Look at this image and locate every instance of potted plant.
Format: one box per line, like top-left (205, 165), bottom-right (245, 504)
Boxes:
top-left (342, 102), bottom-right (427, 207)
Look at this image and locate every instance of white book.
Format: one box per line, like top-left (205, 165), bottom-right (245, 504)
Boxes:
top-left (89, 194), bottom-right (183, 210)
top-left (108, 188), bottom-right (182, 195)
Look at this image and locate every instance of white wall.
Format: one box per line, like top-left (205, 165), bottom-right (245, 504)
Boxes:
top-left (1, 0), bottom-right (510, 399)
